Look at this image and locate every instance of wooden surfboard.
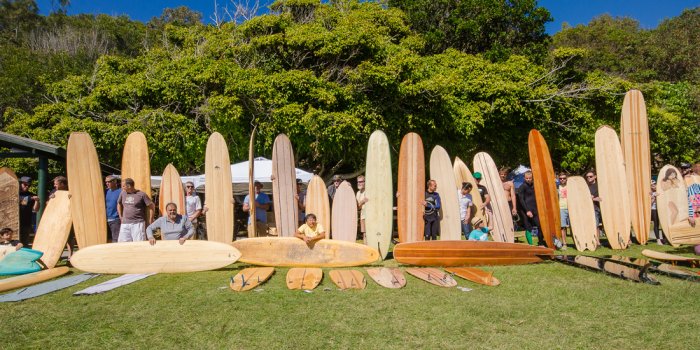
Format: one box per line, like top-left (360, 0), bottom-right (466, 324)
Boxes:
top-left (642, 249), bottom-right (700, 266)
top-left (656, 165), bottom-right (686, 239)
top-left (121, 131), bottom-right (152, 198)
top-left (272, 134), bottom-right (298, 237)
top-left (286, 268), bottom-right (323, 290)
top-left (0, 267), bottom-right (70, 293)
top-left (365, 130), bottom-right (393, 258)
top-left (594, 126), bottom-right (631, 249)
top-left (473, 152), bottom-right (515, 242)
top-left (685, 174), bottom-right (700, 187)
top-left (602, 255), bottom-right (700, 281)
top-left (666, 221), bottom-right (700, 246)
top-left (329, 269), bottom-right (366, 289)
top-left (305, 175), bottom-right (331, 238)
top-left (31, 191), bottom-right (72, 268)
top-left (453, 157), bottom-right (486, 226)
top-left (205, 132), bottom-right (234, 243)
top-left (67, 132), bottom-right (107, 248)
top-left (247, 129), bottom-right (256, 238)
top-left (0, 168), bottom-right (19, 240)
top-left (555, 255), bottom-right (658, 284)
top-left (397, 133), bottom-right (425, 243)
top-left (159, 164), bottom-right (186, 216)
top-left (232, 237), bottom-right (379, 267)
top-left (229, 267), bottom-right (274, 291)
top-left (331, 181), bottom-right (358, 242)
top-left (366, 267), bottom-right (406, 289)
top-left (620, 90), bottom-right (651, 245)
top-left (429, 146), bottom-right (461, 241)
top-left (394, 240), bottom-right (554, 266)
top-left (71, 240), bottom-right (241, 274)
top-left (405, 268), bottom-right (457, 287)
top-left (445, 267), bottom-right (500, 286)
top-left (528, 129), bottom-right (561, 248)
top-left (566, 176), bottom-right (598, 252)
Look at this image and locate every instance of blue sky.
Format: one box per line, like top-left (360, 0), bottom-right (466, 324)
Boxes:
top-left (36, 0), bottom-right (700, 34)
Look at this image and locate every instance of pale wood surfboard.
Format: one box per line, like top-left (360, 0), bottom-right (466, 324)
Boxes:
top-left (329, 269), bottom-right (366, 290)
top-left (159, 164), bottom-right (186, 216)
top-left (429, 146), bottom-right (461, 241)
top-left (0, 168), bottom-right (19, 240)
top-left (656, 165), bottom-right (699, 246)
top-left (232, 237), bottom-right (379, 267)
top-left (0, 267), bottom-right (70, 293)
top-left (331, 181), bottom-right (358, 242)
top-left (71, 240), bottom-right (241, 274)
top-left (230, 267), bottom-right (274, 291)
top-left (667, 221), bottom-right (700, 246)
top-left (473, 152), bottom-right (514, 242)
top-left (286, 268), bottom-right (323, 290)
top-left (248, 129), bottom-right (256, 238)
top-left (642, 249), bottom-right (700, 266)
top-left (620, 90), bottom-right (651, 245)
top-left (31, 191), bottom-right (72, 268)
top-left (445, 267), bottom-right (500, 286)
top-left (397, 132), bottom-right (424, 243)
top-left (453, 157), bottom-right (487, 227)
top-left (566, 176), bottom-right (599, 252)
top-left (121, 131), bottom-right (152, 198)
top-left (594, 126), bottom-right (631, 249)
top-left (405, 268), bottom-right (457, 287)
top-left (305, 175), bottom-right (331, 238)
top-left (528, 129), bottom-right (561, 248)
top-left (205, 132), bottom-right (234, 243)
top-left (685, 174), bottom-right (700, 187)
top-left (272, 134), bottom-right (298, 237)
top-left (365, 130), bottom-right (393, 258)
top-left (67, 132), bottom-right (107, 248)
top-left (366, 267), bottom-right (406, 289)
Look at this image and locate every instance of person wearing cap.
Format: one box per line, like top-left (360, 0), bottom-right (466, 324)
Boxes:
top-left (295, 179), bottom-right (306, 225)
top-left (105, 175), bottom-right (122, 242)
top-left (327, 174), bottom-right (343, 201)
top-left (458, 182), bottom-right (474, 240)
top-left (184, 181), bottom-right (204, 239)
top-left (585, 169), bottom-right (603, 239)
top-left (473, 172), bottom-right (492, 224)
top-left (423, 180), bottom-right (441, 240)
top-left (467, 216), bottom-right (490, 241)
top-left (18, 176), bottom-right (39, 246)
top-left (243, 180), bottom-right (271, 236)
top-left (356, 175), bottom-right (368, 241)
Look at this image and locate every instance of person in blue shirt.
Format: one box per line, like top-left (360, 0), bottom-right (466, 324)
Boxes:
top-left (468, 217), bottom-right (490, 241)
top-left (243, 181), bottom-right (271, 237)
top-left (104, 175), bottom-right (122, 242)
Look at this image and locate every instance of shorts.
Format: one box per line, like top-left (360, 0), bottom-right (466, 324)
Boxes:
top-left (248, 221), bottom-right (269, 237)
top-left (560, 209), bottom-right (570, 228)
top-left (118, 222), bottom-right (146, 242)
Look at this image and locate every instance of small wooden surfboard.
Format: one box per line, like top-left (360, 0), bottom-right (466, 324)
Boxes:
top-left (286, 268), bottom-right (323, 290)
top-left (305, 175), bottom-right (331, 238)
top-left (0, 167), bottom-right (19, 240)
top-left (365, 130), bottom-right (393, 258)
top-left (31, 191), bottom-right (72, 268)
top-left (331, 181), bottom-right (358, 242)
top-left (641, 249), bottom-right (700, 267)
top-left (366, 267), bottom-right (406, 289)
top-left (247, 129), bottom-right (256, 238)
top-left (405, 268), bottom-right (457, 287)
top-left (394, 240), bottom-right (554, 266)
top-left (159, 164), bottom-right (186, 216)
top-left (232, 237), bottom-right (379, 267)
top-left (473, 152), bottom-right (515, 243)
top-left (595, 126), bottom-right (631, 249)
top-left (566, 176), bottom-right (598, 252)
top-left (555, 255), bottom-right (659, 284)
top-left (205, 132), bottom-right (234, 243)
top-left (397, 132), bottom-right (425, 243)
top-left (0, 267), bottom-right (70, 293)
top-left (528, 129), bottom-right (561, 248)
top-left (230, 267), bottom-right (274, 291)
top-left (272, 134), bottom-right (298, 237)
top-left (445, 267), bottom-right (500, 286)
top-left (329, 269), bottom-right (366, 290)
top-left (453, 157), bottom-right (486, 226)
top-left (429, 146), bottom-right (461, 240)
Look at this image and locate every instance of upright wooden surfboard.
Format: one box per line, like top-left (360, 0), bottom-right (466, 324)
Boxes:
top-left (286, 268), bottom-right (323, 290)
top-left (31, 191), bottom-right (72, 268)
top-left (528, 129), bottom-right (561, 248)
top-left (159, 164), bottom-right (185, 216)
top-left (205, 132), bottom-right (234, 243)
top-left (0, 168), bottom-right (19, 240)
top-left (397, 132), bottom-right (425, 243)
top-left (473, 152), bottom-right (515, 242)
top-left (331, 181), bottom-right (358, 242)
top-left (67, 132), bottom-right (107, 248)
top-left (305, 175), bottom-right (331, 238)
top-left (366, 267), bottom-right (406, 289)
top-left (566, 176), bottom-right (598, 252)
top-left (655, 165), bottom-right (699, 246)
top-left (121, 131), bottom-right (152, 197)
top-left (247, 129), bottom-right (256, 238)
top-left (453, 157), bottom-right (486, 225)
top-left (445, 267), bottom-right (500, 286)
top-left (329, 269), bottom-right (366, 290)
top-left (620, 90), bottom-right (651, 245)
top-left (232, 237), bottom-right (379, 267)
top-left (0, 267), bottom-right (70, 293)
top-left (429, 146), bottom-right (461, 241)
top-left (394, 240), bottom-right (554, 266)
top-left (272, 134), bottom-right (298, 237)
top-left (230, 267), bottom-right (274, 291)
top-left (595, 126), bottom-right (631, 249)
top-left (405, 268), bottom-right (457, 287)
top-left (365, 130), bottom-right (393, 258)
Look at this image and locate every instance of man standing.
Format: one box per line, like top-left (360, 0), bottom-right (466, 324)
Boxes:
top-left (499, 168), bottom-right (517, 216)
top-left (105, 175), bottom-right (122, 242)
top-left (18, 176), bottom-right (39, 247)
top-left (585, 170), bottom-right (603, 238)
top-left (458, 182), bottom-right (474, 240)
top-left (557, 172), bottom-right (569, 250)
top-left (473, 172), bottom-right (492, 224)
top-left (355, 175), bottom-right (368, 241)
top-left (184, 181), bottom-right (203, 239)
top-left (327, 175), bottom-right (343, 201)
top-left (146, 203), bottom-right (193, 245)
top-left (117, 178), bottom-right (155, 242)
top-left (243, 181), bottom-right (271, 237)
top-left (423, 180), bottom-right (441, 240)
top-left (517, 171), bottom-right (543, 246)
top-left (296, 179), bottom-right (306, 225)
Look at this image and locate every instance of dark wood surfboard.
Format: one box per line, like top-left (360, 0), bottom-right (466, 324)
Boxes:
top-left (554, 255), bottom-right (659, 285)
top-left (397, 133), bottom-right (425, 243)
top-left (393, 241), bottom-right (553, 267)
top-left (528, 129), bottom-right (561, 248)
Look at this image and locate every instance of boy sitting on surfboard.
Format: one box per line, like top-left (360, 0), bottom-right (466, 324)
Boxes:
top-left (468, 217), bottom-right (490, 241)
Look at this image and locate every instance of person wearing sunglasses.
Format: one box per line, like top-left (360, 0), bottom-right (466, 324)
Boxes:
top-left (585, 170), bottom-right (603, 239)
top-left (557, 172), bottom-right (569, 250)
top-left (105, 175), bottom-right (122, 242)
top-left (355, 175), bottom-right (367, 241)
top-left (184, 182), bottom-right (204, 239)
top-left (327, 174), bottom-right (343, 202)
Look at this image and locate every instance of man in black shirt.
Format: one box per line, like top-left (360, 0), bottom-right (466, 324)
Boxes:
top-left (517, 171), bottom-right (544, 246)
top-left (585, 170), bottom-right (603, 238)
top-left (18, 176), bottom-right (38, 247)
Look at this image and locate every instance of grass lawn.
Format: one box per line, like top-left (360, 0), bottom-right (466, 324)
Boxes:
top-left (1, 237), bottom-right (698, 349)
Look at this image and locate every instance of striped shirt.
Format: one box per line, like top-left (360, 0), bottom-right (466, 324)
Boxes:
top-left (687, 183), bottom-right (700, 218)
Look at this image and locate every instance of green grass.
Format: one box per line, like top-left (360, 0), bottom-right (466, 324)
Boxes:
top-left (0, 237), bottom-right (698, 349)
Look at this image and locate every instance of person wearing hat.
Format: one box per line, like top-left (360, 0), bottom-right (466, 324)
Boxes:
top-left (355, 175), bottom-right (368, 241)
top-left (467, 216), bottom-right (490, 241)
top-left (327, 174), bottom-right (343, 201)
top-left (473, 172), bottom-right (492, 224)
top-left (295, 178), bottom-right (306, 225)
top-left (243, 180), bottom-right (271, 236)
top-left (18, 176), bottom-right (39, 247)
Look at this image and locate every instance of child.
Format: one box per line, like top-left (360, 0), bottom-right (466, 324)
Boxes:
top-left (295, 213), bottom-right (326, 244)
top-left (0, 227), bottom-right (23, 250)
top-left (468, 217), bottom-right (490, 241)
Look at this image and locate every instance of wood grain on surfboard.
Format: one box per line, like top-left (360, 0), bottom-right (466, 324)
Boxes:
top-left (656, 165), bottom-right (699, 246)
top-left (429, 146), bottom-right (461, 241)
top-left (205, 132), bottom-right (234, 243)
top-left (453, 157), bottom-right (486, 226)
top-left (272, 134), bottom-right (298, 237)
top-left (159, 164), bottom-right (186, 217)
top-left (286, 268), bottom-right (323, 290)
top-left (0, 267), bottom-right (70, 293)
top-left (473, 152), bottom-right (514, 242)
top-left (305, 175), bottom-right (331, 238)
top-left (365, 130), bottom-right (393, 258)
top-left (232, 237), bottom-right (379, 267)
top-left (121, 131), bottom-right (152, 197)
top-left (528, 129), bottom-right (561, 248)
top-left (31, 191), bottom-right (72, 268)
top-left (594, 126), bottom-right (631, 250)
top-left (555, 255), bottom-right (658, 284)
top-left (331, 181), bottom-right (358, 242)
top-left (366, 267), bottom-right (406, 288)
top-left (445, 267), bottom-right (500, 286)
top-left (329, 269), bottom-right (366, 289)
top-left (666, 221), bottom-right (700, 246)
top-left (620, 90), bottom-right (651, 245)
top-left (393, 240), bottom-right (554, 266)
top-left (71, 240), bottom-right (240, 274)
top-left (642, 249), bottom-right (700, 266)
top-left (405, 268), bottom-right (457, 287)
top-left (0, 168), bottom-right (19, 240)
top-left (397, 132), bottom-right (425, 243)
top-left (67, 132), bottom-right (107, 248)
top-left (566, 176), bottom-right (598, 252)
top-left (247, 129), bottom-right (256, 238)
top-left (230, 267), bottom-right (274, 291)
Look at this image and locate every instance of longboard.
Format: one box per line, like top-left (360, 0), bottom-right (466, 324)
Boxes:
top-left (620, 90), bottom-right (651, 245)
top-left (71, 241), bottom-right (241, 274)
top-left (366, 267), bottom-right (406, 289)
top-left (601, 255), bottom-right (700, 282)
top-left (0, 267), bottom-right (70, 293)
top-left (232, 237), bottom-right (379, 267)
top-left (528, 129), bottom-right (561, 248)
top-left (31, 191), bottom-right (72, 268)
top-left (121, 131), bottom-right (152, 199)
top-left (205, 132), bottom-right (234, 243)
top-left (365, 130), bottom-right (393, 258)
top-left (656, 165), bottom-right (686, 241)
top-left (0, 168), bottom-right (19, 240)
top-left (397, 133), bottom-right (425, 243)
top-left (555, 255), bottom-right (659, 284)
top-left (230, 267), bottom-right (274, 291)
top-left (641, 249), bottom-right (700, 266)
top-left (405, 268), bottom-right (457, 287)
top-left (394, 240), bottom-right (553, 266)
top-left (159, 164), bottom-right (186, 216)
top-left (453, 157), bottom-right (486, 226)
top-left (473, 152), bottom-right (515, 242)
top-left (445, 267), bottom-right (500, 286)
top-left (67, 132), bottom-right (107, 248)
top-left (247, 129), bottom-right (256, 238)
top-left (429, 146), bottom-right (461, 240)
top-left (331, 181), bottom-right (358, 242)
top-left (272, 134), bottom-right (298, 237)
top-left (566, 176), bottom-right (598, 252)
top-left (594, 126), bottom-right (631, 249)
top-left (329, 269), bottom-right (366, 289)
top-left (305, 175), bottom-right (331, 238)
top-left (286, 268), bottom-right (323, 290)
